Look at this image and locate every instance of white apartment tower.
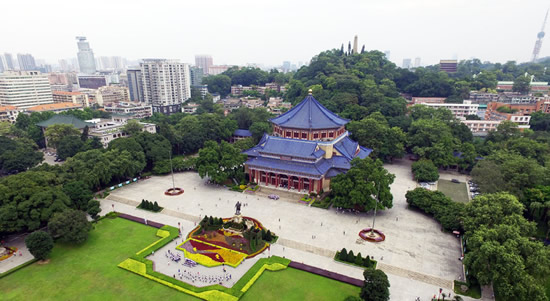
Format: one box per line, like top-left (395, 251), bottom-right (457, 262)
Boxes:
top-left (76, 36), bottom-right (97, 74)
top-left (140, 59), bottom-right (191, 114)
top-left (0, 71), bottom-right (54, 109)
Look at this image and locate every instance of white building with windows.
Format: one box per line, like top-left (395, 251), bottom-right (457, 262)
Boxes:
top-left (141, 59), bottom-right (191, 115)
top-left (0, 71), bottom-right (53, 109)
top-left (417, 100), bottom-right (479, 120)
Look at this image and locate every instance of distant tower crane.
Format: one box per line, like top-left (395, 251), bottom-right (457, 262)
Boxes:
top-left (532, 9), bottom-right (549, 62)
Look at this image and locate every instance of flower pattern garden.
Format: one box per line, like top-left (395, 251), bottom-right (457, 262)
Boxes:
top-left (177, 215), bottom-right (274, 267)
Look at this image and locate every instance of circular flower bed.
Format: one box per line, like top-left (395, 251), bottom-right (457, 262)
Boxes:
top-left (164, 187), bottom-right (184, 196)
top-left (358, 228), bottom-right (386, 243)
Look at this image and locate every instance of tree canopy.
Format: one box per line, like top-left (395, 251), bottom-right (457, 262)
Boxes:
top-left (331, 158), bottom-right (395, 211)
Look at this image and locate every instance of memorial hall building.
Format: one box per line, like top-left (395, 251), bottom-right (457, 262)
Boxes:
top-left (243, 91), bottom-right (372, 194)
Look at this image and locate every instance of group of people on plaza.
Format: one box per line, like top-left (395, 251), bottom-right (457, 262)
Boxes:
top-left (165, 249), bottom-right (181, 263)
top-left (175, 268), bottom-right (232, 285)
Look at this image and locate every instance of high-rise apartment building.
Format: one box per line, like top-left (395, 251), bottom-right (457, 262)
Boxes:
top-left (190, 66), bottom-right (204, 86)
top-left (17, 53), bottom-right (37, 71)
top-left (141, 59), bottom-right (191, 114)
top-left (195, 55), bottom-right (213, 75)
top-left (127, 68), bottom-right (144, 102)
top-left (76, 36), bottom-right (97, 74)
top-left (414, 57), bottom-right (421, 68)
top-left (402, 58), bottom-right (412, 69)
top-left (0, 71), bottom-right (53, 109)
top-left (4, 53), bottom-right (14, 70)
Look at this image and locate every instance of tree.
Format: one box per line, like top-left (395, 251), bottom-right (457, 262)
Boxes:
top-left (411, 159), bottom-right (439, 182)
top-left (0, 137), bottom-right (44, 174)
top-left (122, 119), bottom-right (144, 136)
top-left (196, 141), bottom-right (247, 184)
top-left (44, 124), bottom-right (80, 149)
top-left (462, 193), bottom-right (550, 301)
top-left (56, 135), bottom-right (84, 160)
top-left (406, 188), bottom-right (464, 231)
top-left (0, 121), bottom-right (12, 136)
top-left (63, 180), bottom-right (93, 210)
top-left (355, 252), bottom-right (364, 266)
top-left (529, 111), bottom-right (550, 131)
top-left (25, 231), bottom-right (54, 260)
top-left (48, 209), bottom-right (92, 244)
top-left (203, 74), bottom-right (232, 97)
top-left (249, 122), bottom-right (271, 142)
top-left (81, 125), bottom-right (89, 141)
top-left (407, 118), bottom-right (457, 167)
top-left (331, 158), bottom-right (395, 211)
top-left (347, 113), bottom-right (406, 162)
top-left (360, 269), bottom-right (390, 301)
top-left (512, 75), bottom-right (531, 93)
top-left (87, 200), bottom-right (101, 220)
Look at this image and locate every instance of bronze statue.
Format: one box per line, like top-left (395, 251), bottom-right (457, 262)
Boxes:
top-left (235, 201), bottom-right (241, 215)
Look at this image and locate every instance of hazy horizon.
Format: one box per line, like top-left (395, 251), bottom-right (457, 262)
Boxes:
top-left (2, 0), bottom-right (549, 67)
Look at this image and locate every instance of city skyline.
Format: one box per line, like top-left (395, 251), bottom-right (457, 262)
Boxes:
top-left (1, 0), bottom-right (550, 68)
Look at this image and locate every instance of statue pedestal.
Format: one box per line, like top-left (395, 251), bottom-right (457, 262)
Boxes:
top-left (231, 214), bottom-right (243, 224)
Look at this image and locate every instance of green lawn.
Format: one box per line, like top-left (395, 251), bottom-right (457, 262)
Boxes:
top-left (0, 217), bottom-right (197, 301)
top-left (241, 267), bottom-right (361, 301)
top-left (438, 179), bottom-right (470, 203)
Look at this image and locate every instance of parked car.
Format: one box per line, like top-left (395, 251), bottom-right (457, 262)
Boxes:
top-left (268, 194), bottom-right (279, 200)
top-left (451, 179), bottom-right (460, 183)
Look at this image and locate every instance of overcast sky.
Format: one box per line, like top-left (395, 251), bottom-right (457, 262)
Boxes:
top-left (2, 0), bottom-right (549, 67)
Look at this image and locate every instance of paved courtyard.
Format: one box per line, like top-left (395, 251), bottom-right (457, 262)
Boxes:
top-left (103, 158), bottom-right (469, 300)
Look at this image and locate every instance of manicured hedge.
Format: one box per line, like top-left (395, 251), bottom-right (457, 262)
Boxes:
top-left (335, 248), bottom-right (377, 269)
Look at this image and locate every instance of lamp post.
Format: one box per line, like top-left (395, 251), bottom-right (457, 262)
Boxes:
top-left (169, 150), bottom-right (175, 191)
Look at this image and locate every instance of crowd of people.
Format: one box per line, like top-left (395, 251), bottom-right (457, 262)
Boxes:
top-left (166, 250), bottom-right (181, 263)
top-left (175, 269), bottom-right (232, 285)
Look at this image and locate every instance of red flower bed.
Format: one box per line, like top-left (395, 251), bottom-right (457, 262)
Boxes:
top-left (189, 239), bottom-right (218, 251)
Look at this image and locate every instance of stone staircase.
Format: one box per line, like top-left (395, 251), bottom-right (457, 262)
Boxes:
top-left (377, 262), bottom-right (453, 290)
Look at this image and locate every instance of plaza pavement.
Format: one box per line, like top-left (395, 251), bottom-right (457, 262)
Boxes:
top-left (100, 159), bottom-right (479, 301)
top-left (0, 235), bottom-right (33, 274)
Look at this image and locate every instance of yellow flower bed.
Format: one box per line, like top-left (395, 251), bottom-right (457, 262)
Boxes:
top-left (210, 248), bottom-right (247, 267)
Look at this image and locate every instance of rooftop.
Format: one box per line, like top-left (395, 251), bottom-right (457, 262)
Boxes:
top-left (0, 105), bottom-right (18, 112)
top-left (234, 129), bottom-right (252, 137)
top-left (270, 93), bottom-right (348, 130)
top-left (27, 102), bottom-right (83, 112)
top-left (36, 114), bottom-right (94, 129)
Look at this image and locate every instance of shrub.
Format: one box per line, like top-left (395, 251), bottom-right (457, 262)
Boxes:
top-left (347, 250), bottom-right (355, 262)
top-left (406, 188), bottom-right (464, 232)
top-left (355, 252), bottom-right (363, 266)
top-left (25, 231), bottom-right (54, 260)
top-left (265, 230), bottom-right (272, 242)
top-left (339, 248), bottom-right (348, 261)
top-left (364, 255), bottom-right (371, 268)
top-left (153, 201), bottom-right (160, 211)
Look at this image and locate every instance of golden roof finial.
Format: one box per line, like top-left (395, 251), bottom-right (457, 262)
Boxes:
top-left (308, 89), bottom-right (313, 95)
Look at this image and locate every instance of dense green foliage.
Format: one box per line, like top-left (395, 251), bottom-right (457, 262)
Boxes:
top-left (331, 158), bottom-right (395, 211)
top-left (336, 248), bottom-right (376, 269)
top-left (411, 159), bottom-right (439, 182)
top-left (405, 188), bottom-right (464, 231)
top-left (196, 140), bottom-right (247, 184)
top-left (24, 231), bottom-right (54, 260)
top-left (347, 112), bottom-right (406, 162)
top-left (360, 268), bottom-right (390, 301)
top-left (48, 209), bottom-right (92, 244)
top-left (0, 136), bottom-right (43, 174)
top-left (463, 193), bottom-right (550, 301)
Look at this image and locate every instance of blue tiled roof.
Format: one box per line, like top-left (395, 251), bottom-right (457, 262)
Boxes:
top-left (234, 129), bottom-right (252, 137)
top-left (251, 135), bottom-right (326, 159)
top-left (270, 95), bottom-right (349, 130)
